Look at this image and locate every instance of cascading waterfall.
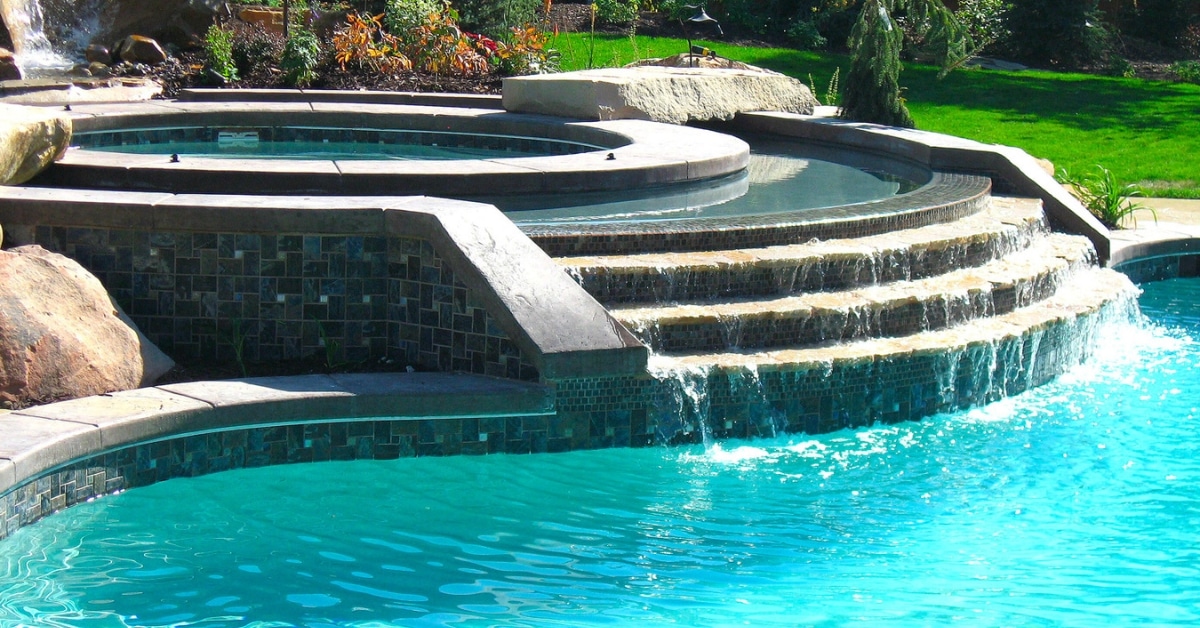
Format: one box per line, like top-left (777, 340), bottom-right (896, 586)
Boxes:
top-left (0, 0), bottom-right (104, 75)
top-left (647, 359), bottom-right (714, 445)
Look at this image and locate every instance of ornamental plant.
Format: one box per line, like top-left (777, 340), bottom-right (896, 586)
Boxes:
top-left (1058, 165), bottom-right (1157, 230)
top-left (332, 12), bottom-right (412, 73)
top-left (280, 27), bottom-right (321, 87)
top-left (204, 24), bottom-right (239, 83)
top-left (409, 4), bottom-right (491, 75)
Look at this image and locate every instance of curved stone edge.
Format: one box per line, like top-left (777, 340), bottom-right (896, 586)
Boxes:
top-left (729, 112), bottom-right (1112, 265)
top-left (51, 100), bottom-right (748, 196)
top-left (0, 372), bottom-right (553, 525)
top-left (0, 188), bottom-right (648, 380)
top-left (526, 172), bottom-right (991, 256)
top-left (1109, 223), bottom-right (1200, 268)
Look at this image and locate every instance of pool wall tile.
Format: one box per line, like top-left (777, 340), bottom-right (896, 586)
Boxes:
top-left (30, 227), bottom-right (538, 381)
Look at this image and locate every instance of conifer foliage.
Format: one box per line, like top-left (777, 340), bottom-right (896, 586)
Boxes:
top-left (839, 0), bottom-right (968, 128)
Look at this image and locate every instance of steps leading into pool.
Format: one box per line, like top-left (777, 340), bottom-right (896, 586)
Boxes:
top-left (551, 194), bottom-right (1138, 438)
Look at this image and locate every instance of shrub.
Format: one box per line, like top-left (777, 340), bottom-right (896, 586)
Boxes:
top-left (229, 21), bottom-right (284, 79)
top-left (1103, 54), bottom-right (1136, 78)
top-left (1058, 165), bottom-right (1156, 230)
top-left (454, 0), bottom-right (541, 36)
top-left (594, 0), bottom-right (639, 26)
top-left (204, 24), bottom-right (239, 83)
top-left (1118, 0), bottom-right (1191, 49)
top-left (1001, 0), bottom-right (1112, 69)
top-left (496, 24), bottom-right (560, 75)
top-left (786, 19), bottom-right (828, 50)
top-left (384, 0), bottom-right (441, 38)
top-left (409, 4), bottom-right (491, 75)
top-left (332, 12), bottom-right (412, 73)
top-left (953, 0), bottom-right (1010, 52)
top-left (1180, 23), bottom-right (1200, 58)
top-left (281, 28), bottom-right (321, 87)
top-left (1172, 60), bottom-right (1200, 84)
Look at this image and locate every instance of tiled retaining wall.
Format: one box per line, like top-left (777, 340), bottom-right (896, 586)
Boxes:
top-left (31, 227), bottom-right (538, 380)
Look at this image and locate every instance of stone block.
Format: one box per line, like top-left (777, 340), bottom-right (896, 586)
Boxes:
top-left (503, 66), bottom-right (818, 125)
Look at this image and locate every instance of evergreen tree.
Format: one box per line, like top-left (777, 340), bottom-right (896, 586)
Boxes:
top-left (839, 0), bottom-right (968, 128)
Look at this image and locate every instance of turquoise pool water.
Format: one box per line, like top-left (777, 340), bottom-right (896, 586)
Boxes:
top-left (1, 278), bottom-right (1197, 627)
top-left (71, 126), bottom-right (607, 161)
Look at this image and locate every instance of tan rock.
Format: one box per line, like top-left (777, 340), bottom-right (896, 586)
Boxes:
top-left (85, 43), bottom-right (112, 65)
top-left (0, 47), bottom-right (20, 81)
top-left (114, 34), bottom-right (167, 65)
top-left (504, 66), bottom-right (818, 125)
top-left (0, 103), bottom-right (71, 185)
top-left (0, 246), bottom-right (174, 407)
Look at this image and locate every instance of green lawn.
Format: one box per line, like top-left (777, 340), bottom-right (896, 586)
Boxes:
top-left (550, 33), bottom-right (1200, 198)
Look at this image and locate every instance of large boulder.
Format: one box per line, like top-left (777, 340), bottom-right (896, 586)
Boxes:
top-left (503, 65), bottom-right (818, 125)
top-left (0, 103), bottom-right (70, 185)
top-left (0, 246), bottom-right (174, 407)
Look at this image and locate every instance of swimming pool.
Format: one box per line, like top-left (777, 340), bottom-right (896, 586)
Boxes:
top-left (0, 276), bottom-right (1194, 626)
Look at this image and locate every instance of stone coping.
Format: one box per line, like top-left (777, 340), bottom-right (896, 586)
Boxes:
top-left (0, 189), bottom-right (649, 379)
top-left (1108, 221), bottom-right (1200, 269)
top-left (39, 100), bottom-right (749, 196)
top-left (0, 372), bottom-right (553, 497)
top-left (730, 112), bottom-right (1112, 264)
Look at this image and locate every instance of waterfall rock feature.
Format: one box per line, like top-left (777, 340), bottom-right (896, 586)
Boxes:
top-left (503, 66), bottom-right (818, 125)
top-left (0, 103), bottom-right (69, 184)
top-left (0, 245), bottom-right (174, 407)
top-left (0, 0), bottom-right (222, 62)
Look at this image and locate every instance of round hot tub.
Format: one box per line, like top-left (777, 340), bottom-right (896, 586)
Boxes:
top-left (35, 100), bottom-right (750, 197)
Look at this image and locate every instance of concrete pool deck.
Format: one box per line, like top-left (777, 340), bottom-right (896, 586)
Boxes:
top-left (1108, 197), bottom-right (1200, 268)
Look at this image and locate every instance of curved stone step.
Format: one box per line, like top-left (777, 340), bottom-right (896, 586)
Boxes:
top-left (613, 232), bottom-right (1096, 353)
top-left (560, 196), bottom-right (1048, 304)
top-left (527, 172), bottom-right (991, 256)
top-left (645, 267), bottom-right (1137, 441)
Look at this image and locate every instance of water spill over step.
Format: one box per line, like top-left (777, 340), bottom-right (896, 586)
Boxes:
top-left (615, 233), bottom-right (1095, 353)
top-left (561, 196), bottom-right (1048, 304)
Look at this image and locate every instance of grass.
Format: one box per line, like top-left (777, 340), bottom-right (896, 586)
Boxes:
top-left (550, 32), bottom-right (1200, 199)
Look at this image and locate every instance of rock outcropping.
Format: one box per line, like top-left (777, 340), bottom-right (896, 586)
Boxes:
top-left (503, 65), bottom-right (818, 125)
top-left (0, 246), bottom-right (174, 407)
top-left (0, 103), bottom-right (70, 185)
